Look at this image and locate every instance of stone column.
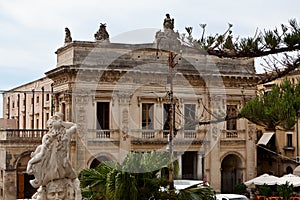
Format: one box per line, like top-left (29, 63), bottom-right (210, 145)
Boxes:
top-left (197, 151), bottom-right (204, 179)
top-left (4, 171), bottom-right (16, 200)
top-left (176, 152), bottom-right (183, 179)
top-left (117, 92), bottom-right (131, 162)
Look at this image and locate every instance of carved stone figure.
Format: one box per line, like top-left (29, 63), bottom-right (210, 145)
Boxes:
top-left (64, 27), bottom-right (72, 44)
top-left (94, 23), bottom-right (110, 42)
top-left (154, 14), bottom-right (181, 51)
top-left (163, 13), bottom-right (174, 30)
top-left (27, 112), bottom-right (81, 199)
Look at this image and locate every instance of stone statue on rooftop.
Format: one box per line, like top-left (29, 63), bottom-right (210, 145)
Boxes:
top-left (27, 112), bottom-right (81, 200)
top-left (94, 23), bottom-right (110, 42)
top-left (163, 13), bottom-right (174, 30)
top-left (154, 14), bottom-right (180, 51)
top-left (64, 27), bottom-right (72, 44)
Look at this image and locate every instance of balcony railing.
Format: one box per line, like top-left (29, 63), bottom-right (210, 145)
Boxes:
top-left (141, 130), bottom-right (156, 139)
top-left (221, 130), bottom-right (246, 140)
top-left (132, 129), bottom-right (204, 140)
top-left (184, 130), bottom-right (197, 139)
top-left (0, 129), bottom-right (47, 141)
top-left (96, 130), bottom-right (111, 139)
top-left (88, 129), bottom-right (119, 140)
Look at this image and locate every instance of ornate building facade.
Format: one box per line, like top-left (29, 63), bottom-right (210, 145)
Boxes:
top-left (1, 21), bottom-right (259, 199)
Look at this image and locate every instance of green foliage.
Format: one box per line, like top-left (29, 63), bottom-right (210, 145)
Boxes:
top-left (277, 182), bottom-right (294, 200)
top-left (79, 151), bottom-right (211, 200)
top-left (79, 151), bottom-right (170, 200)
top-left (178, 186), bottom-right (215, 200)
top-left (183, 18), bottom-right (300, 58)
top-left (264, 30), bottom-right (281, 50)
top-left (240, 78), bottom-right (300, 130)
top-left (258, 184), bottom-right (273, 197)
top-left (234, 183), bottom-right (247, 194)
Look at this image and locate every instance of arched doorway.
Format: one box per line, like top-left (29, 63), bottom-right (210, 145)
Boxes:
top-left (221, 154), bottom-right (243, 193)
top-left (17, 154), bottom-right (36, 199)
top-left (90, 155), bottom-right (111, 168)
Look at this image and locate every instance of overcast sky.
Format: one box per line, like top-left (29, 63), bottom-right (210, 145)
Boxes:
top-left (0, 0), bottom-right (300, 117)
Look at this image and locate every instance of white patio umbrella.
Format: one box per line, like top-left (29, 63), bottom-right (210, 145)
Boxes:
top-left (277, 174), bottom-right (300, 187)
top-left (245, 173), bottom-right (280, 186)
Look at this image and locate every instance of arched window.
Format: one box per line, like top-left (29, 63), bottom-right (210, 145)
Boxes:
top-left (90, 156), bottom-right (110, 168)
top-left (286, 166), bottom-right (293, 174)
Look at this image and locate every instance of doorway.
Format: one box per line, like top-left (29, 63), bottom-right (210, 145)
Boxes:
top-left (221, 154), bottom-right (243, 193)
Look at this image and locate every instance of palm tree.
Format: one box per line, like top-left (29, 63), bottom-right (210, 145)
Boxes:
top-left (79, 151), bottom-right (170, 200)
top-left (79, 151), bottom-right (216, 200)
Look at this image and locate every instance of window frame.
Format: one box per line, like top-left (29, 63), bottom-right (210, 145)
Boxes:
top-left (142, 103), bottom-right (154, 130)
top-left (226, 104), bottom-right (237, 131)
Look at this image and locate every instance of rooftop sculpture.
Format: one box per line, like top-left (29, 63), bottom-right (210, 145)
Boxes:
top-left (64, 27), bottom-right (72, 44)
top-left (163, 13), bottom-right (174, 30)
top-left (27, 112), bottom-right (81, 200)
top-left (155, 13), bottom-right (180, 51)
top-left (94, 23), bottom-right (110, 42)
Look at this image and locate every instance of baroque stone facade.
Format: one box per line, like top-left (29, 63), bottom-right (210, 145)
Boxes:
top-left (1, 26), bottom-right (259, 199)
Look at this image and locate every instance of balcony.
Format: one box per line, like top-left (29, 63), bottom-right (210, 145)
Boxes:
top-left (0, 129), bottom-right (47, 142)
top-left (221, 130), bottom-right (246, 141)
top-left (283, 146), bottom-right (295, 151)
top-left (96, 130), bottom-right (111, 139)
top-left (131, 129), bottom-right (207, 145)
top-left (88, 129), bottom-right (120, 140)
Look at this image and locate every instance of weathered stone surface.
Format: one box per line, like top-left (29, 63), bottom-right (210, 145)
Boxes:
top-left (27, 112), bottom-right (81, 199)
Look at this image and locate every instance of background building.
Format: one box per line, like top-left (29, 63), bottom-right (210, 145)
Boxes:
top-left (256, 70), bottom-right (300, 177)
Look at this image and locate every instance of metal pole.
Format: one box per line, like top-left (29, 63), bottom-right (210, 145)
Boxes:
top-left (168, 51), bottom-right (176, 189)
top-left (296, 114), bottom-right (299, 162)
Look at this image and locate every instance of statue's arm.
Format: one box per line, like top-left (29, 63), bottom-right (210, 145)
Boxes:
top-left (63, 122), bottom-right (77, 136)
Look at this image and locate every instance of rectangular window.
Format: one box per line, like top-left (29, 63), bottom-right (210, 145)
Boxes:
top-left (96, 102), bottom-right (110, 130)
top-left (31, 118), bottom-right (34, 129)
top-left (23, 116), bottom-right (26, 129)
top-left (46, 94), bottom-right (50, 101)
top-left (163, 104), bottom-right (171, 130)
top-left (184, 104), bottom-right (196, 130)
top-left (226, 105), bottom-right (237, 130)
top-left (46, 113), bottom-right (49, 122)
top-left (142, 103), bottom-right (154, 129)
top-left (287, 133), bottom-right (293, 147)
top-left (36, 118), bottom-right (39, 129)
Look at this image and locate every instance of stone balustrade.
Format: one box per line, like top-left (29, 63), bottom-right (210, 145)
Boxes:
top-left (0, 129), bottom-right (47, 141)
top-left (221, 129), bottom-right (247, 140)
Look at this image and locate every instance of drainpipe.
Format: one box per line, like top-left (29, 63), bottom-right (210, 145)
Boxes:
top-left (32, 89), bottom-right (35, 128)
top-left (24, 93), bottom-right (26, 128)
top-left (51, 84), bottom-right (54, 116)
top-left (41, 87), bottom-right (44, 129)
top-left (18, 94), bottom-right (20, 129)
top-left (7, 97), bottom-right (10, 119)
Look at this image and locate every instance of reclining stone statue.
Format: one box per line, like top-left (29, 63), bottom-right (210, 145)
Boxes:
top-left (27, 112), bottom-right (81, 200)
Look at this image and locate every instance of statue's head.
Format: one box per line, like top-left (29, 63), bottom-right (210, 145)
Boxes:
top-left (166, 13), bottom-right (170, 18)
top-left (54, 112), bottom-right (64, 120)
top-left (100, 23), bottom-right (107, 28)
top-left (46, 179), bottom-right (68, 200)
